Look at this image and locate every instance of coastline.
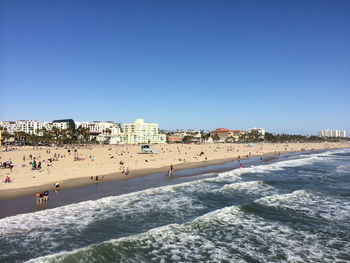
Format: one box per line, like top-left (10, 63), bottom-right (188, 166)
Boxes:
top-left (0, 155), bottom-right (244, 201)
top-left (1, 145), bottom-right (348, 202)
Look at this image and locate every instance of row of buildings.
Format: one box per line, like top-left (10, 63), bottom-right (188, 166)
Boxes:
top-left (166, 128), bottom-right (265, 143)
top-left (0, 118), bottom-right (266, 144)
top-left (318, 129), bottom-right (346, 138)
top-left (0, 119), bottom-right (167, 144)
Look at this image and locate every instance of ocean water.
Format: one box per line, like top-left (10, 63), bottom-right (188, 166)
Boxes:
top-left (1, 149), bottom-right (350, 263)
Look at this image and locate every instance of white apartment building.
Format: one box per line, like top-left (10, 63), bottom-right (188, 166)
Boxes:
top-left (1, 121), bottom-right (16, 134)
top-left (75, 121), bottom-right (90, 129)
top-left (172, 130), bottom-right (202, 139)
top-left (88, 121), bottom-right (121, 135)
top-left (318, 129), bottom-right (346, 138)
top-left (44, 121), bottom-right (70, 131)
top-left (1, 120), bottom-right (42, 135)
top-left (123, 119), bottom-right (166, 144)
top-left (248, 128), bottom-right (265, 137)
top-left (339, 130), bottom-right (346, 137)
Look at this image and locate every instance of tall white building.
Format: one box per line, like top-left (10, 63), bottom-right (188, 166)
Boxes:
top-left (123, 119), bottom-right (166, 144)
top-left (339, 130), bottom-right (346, 137)
top-left (318, 129), bottom-right (346, 138)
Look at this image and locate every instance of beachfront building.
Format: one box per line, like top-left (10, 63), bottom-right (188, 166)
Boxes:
top-left (75, 121), bottom-right (90, 129)
top-left (318, 129), bottom-right (346, 138)
top-left (248, 128), bottom-right (265, 139)
top-left (0, 120), bottom-right (42, 135)
top-left (0, 121), bottom-right (16, 134)
top-left (88, 121), bottom-right (121, 136)
top-left (123, 119), bottom-right (166, 144)
top-left (169, 129), bottom-right (202, 143)
top-left (96, 133), bottom-right (124, 144)
top-left (210, 128), bottom-right (245, 142)
top-left (93, 122), bottom-right (123, 144)
top-left (167, 135), bottom-right (183, 143)
top-left (43, 119), bottom-right (75, 132)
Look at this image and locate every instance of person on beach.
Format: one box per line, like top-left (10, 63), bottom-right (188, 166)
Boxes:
top-left (125, 167), bottom-right (129, 175)
top-left (39, 193), bottom-right (43, 203)
top-left (43, 190), bottom-right (49, 202)
top-left (36, 193), bottom-right (40, 203)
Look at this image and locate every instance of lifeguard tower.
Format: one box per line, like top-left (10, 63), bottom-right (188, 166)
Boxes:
top-left (141, 144), bottom-right (162, 154)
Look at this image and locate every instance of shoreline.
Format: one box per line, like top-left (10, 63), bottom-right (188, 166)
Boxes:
top-left (0, 148), bottom-right (348, 219)
top-left (0, 155), bottom-right (244, 201)
top-left (1, 146), bottom-right (348, 202)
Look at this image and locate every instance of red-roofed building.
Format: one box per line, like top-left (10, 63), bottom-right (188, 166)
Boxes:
top-left (210, 128), bottom-right (245, 141)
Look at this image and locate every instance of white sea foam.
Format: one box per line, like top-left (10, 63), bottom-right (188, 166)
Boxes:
top-left (336, 164), bottom-right (350, 173)
top-left (212, 180), bottom-right (278, 198)
top-left (27, 202), bottom-right (350, 263)
top-left (256, 190), bottom-right (350, 222)
top-left (0, 180), bottom-right (210, 261)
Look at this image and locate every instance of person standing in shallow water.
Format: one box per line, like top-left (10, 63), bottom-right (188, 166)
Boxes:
top-left (43, 191), bottom-right (49, 202)
top-left (36, 193), bottom-right (40, 204)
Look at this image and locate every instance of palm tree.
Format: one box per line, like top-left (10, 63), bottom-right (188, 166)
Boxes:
top-left (212, 134), bottom-right (220, 142)
top-left (77, 126), bottom-right (90, 143)
top-left (51, 126), bottom-right (61, 140)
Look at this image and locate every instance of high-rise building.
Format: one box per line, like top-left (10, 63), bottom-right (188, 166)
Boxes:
top-left (123, 119), bottom-right (166, 144)
top-left (318, 129), bottom-right (346, 138)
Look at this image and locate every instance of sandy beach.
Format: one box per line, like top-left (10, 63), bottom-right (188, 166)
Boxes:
top-left (0, 142), bottom-right (349, 201)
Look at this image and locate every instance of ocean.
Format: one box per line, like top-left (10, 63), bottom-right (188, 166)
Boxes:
top-left (1, 149), bottom-right (350, 263)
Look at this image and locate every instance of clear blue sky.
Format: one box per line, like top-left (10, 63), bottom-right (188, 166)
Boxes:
top-left (1, 0), bottom-right (349, 135)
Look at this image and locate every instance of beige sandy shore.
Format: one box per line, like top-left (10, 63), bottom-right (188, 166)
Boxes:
top-left (0, 142), bottom-right (349, 201)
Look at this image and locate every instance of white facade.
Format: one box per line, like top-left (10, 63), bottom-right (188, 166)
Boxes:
top-left (248, 128), bottom-right (265, 137)
top-left (172, 130), bottom-right (201, 139)
top-left (88, 121), bottom-right (121, 135)
top-left (123, 119), bottom-right (166, 144)
top-left (319, 129), bottom-right (346, 138)
top-left (43, 121), bottom-right (70, 131)
top-left (339, 130), bottom-right (346, 137)
top-left (1, 120), bottom-right (42, 135)
top-left (1, 121), bottom-right (16, 134)
top-left (96, 134), bottom-right (124, 144)
top-left (75, 121), bottom-right (89, 129)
